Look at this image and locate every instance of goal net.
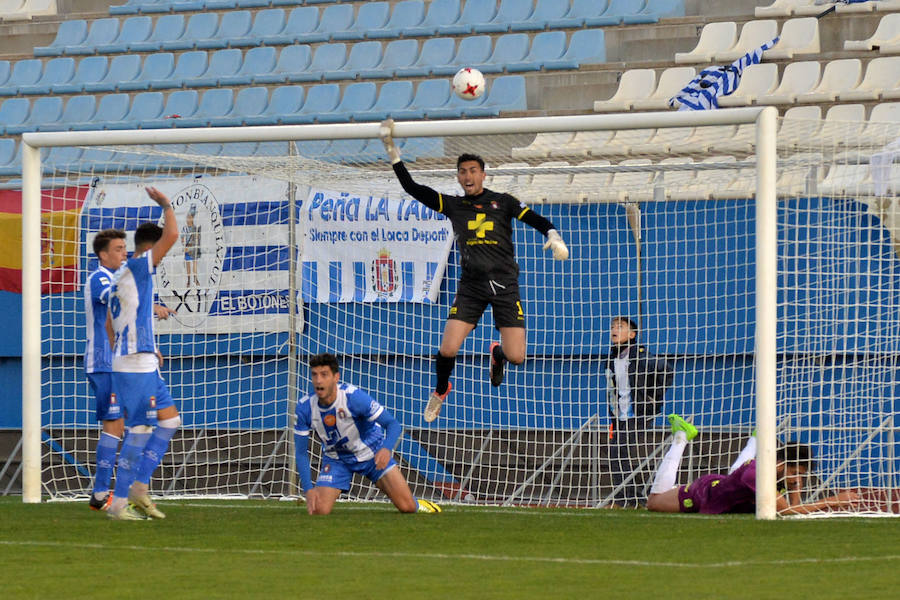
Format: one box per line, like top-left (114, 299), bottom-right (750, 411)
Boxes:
top-left (18, 109), bottom-right (900, 517)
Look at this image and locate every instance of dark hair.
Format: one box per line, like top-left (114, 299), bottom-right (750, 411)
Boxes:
top-left (92, 229), bottom-right (126, 257)
top-left (457, 153), bottom-right (485, 171)
top-left (134, 222), bottom-right (163, 250)
top-left (777, 442), bottom-right (815, 471)
top-left (309, 353), bottom-right (339, 374)
top-left (612, 316), bottom-right (639, 333)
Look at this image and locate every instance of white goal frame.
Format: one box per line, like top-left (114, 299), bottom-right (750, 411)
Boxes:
top-left (19, 107), bottom-right (780, 517)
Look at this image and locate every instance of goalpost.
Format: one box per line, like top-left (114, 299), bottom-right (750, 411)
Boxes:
top-left (17, 107), bottom-right (899, 518)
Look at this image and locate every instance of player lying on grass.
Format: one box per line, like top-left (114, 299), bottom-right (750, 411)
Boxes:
top-left (294, 353), bottom-right (441, 515)
top-left (646, 415), bottom-right (859, 515)
top-left (380, 120), bottom-right (569, 423)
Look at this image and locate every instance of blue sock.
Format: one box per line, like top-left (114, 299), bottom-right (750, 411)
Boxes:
top-left (92, 432), bottom-right (120, 496)
top-left (112, 431), bottom-right (150, 501)
top-left (135, 426), bottom-right (177, 485)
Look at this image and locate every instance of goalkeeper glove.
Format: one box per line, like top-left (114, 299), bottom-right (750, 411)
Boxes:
top-left (379, 119), bottom-right (401, 165)
top-left (543, 229), bottom-right (569, 261)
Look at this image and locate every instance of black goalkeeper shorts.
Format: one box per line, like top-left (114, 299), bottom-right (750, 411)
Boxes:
top-left (448, 287), bottom-right (525, 329)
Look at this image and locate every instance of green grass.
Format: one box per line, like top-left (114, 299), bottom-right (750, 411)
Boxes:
top-left (1, 497), bottom-right (898, 599)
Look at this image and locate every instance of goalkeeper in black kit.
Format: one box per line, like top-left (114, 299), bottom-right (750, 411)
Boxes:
top-left (380, 121), bottom-right (569, 423)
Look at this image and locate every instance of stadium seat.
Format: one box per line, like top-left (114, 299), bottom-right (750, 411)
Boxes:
top-left (7, 96), bottom-right (63, 134)
top-left (109, 0), bottom-right (141, 15)
top-left (460, 74), bottom-right (527, 117)
top-left (293, 43), bottom-right (346, 82)
top-left (769, 105), bottom-right (822, 152)
top-left (310, 3), bottom-right (353, 42)
top-left (543, 28), bottom-right (606, 70)
top-left (876, 0), bottom-right (900, 10)
top-left (242, 85), bottom-right (304, 126)
top-left (506, 30), bottom-right (567, 72)
top-left (196, 10), bottom-right (252, 50)
top-left (485, 161), bottom-right (529, 189)
top-left (118, 52), bottom-right (174, 91)
top-left (402, 0), bottom-right (460, 36)
top-left (285, 83), bottom-right (340, 124)
top-left (149, 50), bottom-right (206, 89)
top-left (588, 0), bottom-right (650, 27)
top-left (570, 160), bottom-right (612, 202)
top-left (72, 93), bottom-right (129, 131)
top-left (701, 156), bottom-right (740, 200)
top-left (755, 0), bottom-right (816, 17)
top-left (103, 91), bottom-right (164, 129)
top-left (50, 94), bottom-right (96, 131)
top-left (631, 66), bottom-right (696, 110)
top-left (63, 18), bottom-right (119, 55)
top-left (758, 61), bottom-right (820, 105)
top-left (235, 0), bottom-right (270, 7)
top-left (817, 104), bottom-right (867, 149)
top-left (167, 0), bottom-right (203, 10)
top-left (173, 88), bottom-right (233, 127)
top-left (204, 0), bottom-right (238, 9)
top-left (473, 0), bottom-right (533, 34)
top-left (716, 63), bottom-right (779, 107)
top-left (399, 137), bottom-right (444, 161)
top-left (230, 8), bottom-right (286, 47)
top-left (161, 13), bottom-right (218, 51)
top-left (350, 80), bottom-right (414, 121)
top-left (142, 89), bottom-right (199, 128)
top-left (187, 48), bottom-right (242, 88)
top-left (43, 146), bottom-right (84, 173)
top-left (267, 7), bottom-right (321, 45)
top-left (838, 56), bottom-right (900, 101)
top-left (431, 35), bottom-right (492, 76)
top-left (391, 79), bottom-right (451, 120)
top-left (218, 46), bottom-right (277, 86)
top-left (819, 163), bottom-right (871, 196)
top-left (0, 59), bottom-right (41, 96)
top-left (636, 127), bottom-right (698, 155)
top-left (358, 39), bottom-right (419, 79)
top-left (523, 161), bottom-right (574, 203)
top-left (366, 0), bottom-right (426, 39)
top-left (437, 0), bottom-right (495, 35)
top-left (252, 44), bottom-right (312, 84)
top-left (794, 58), bottom-right (862, 103)
top-left (50, 56), bottom-right (107, 94)
top-left (208, 86), bottom-right (268, 126)
top-left (594, 69), bottom-right (656, 112)
top-left (473, 33), bottom-right (529, 74)
top-left (545, 0), bottom-right (610, 29)
top-left (548, 130), bottom-right (615, 157)
top-left (675, 21), bottom-right (737, 64)
top-left (596, 159), bottom-right (655, 202)
top-left (716, 20), bottom-right (779, 63)
top-left (654, 157), bottom-right (697, 200)
top-left (219, 141), bottom-right (260, 156)
top-left (594, 126), bottom-right (657, 157)
top-left (863, 103), bottom-right (900, 146)
top-left (0, 61), bottom-right (9, 89)
top-left (845, 13), bottom-right (900, 51)
top-left (508, 0), bottom-right (569, 32)
top-left (333, 2), bottom-right (390, 41)
top-left (624, 0), bottom-right (685, 24)
top-left (83, 54), bottom-right (141, 92)
top-left (127, 14), bottom-right (185, 52)
top-left (511, 132), bottom-right (575, 159)
top-left (0, 138), bottom-right (20, 177)
top-left (34, 19), bottom-right (87, 57)
top-left (0, 98), bottom-right (29, 135)
top-left (764, 17), bottom-right (820, 60)
top-left (395, 37), bottom-right (455, 78)
top-left (95, 16), bottom-right (152, 54)
top-left (16, 57), bottom-right (74, 95)
top-left (667, 125), bottom-right (737, 154)
top-left (318, 82), bottom-right (376, 123)
top-left (327, 40), bottom-right (382, 81)
top-left (836, 0), bottom-right (878, 13)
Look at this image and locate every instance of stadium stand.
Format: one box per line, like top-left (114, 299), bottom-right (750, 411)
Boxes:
top-left (844, 12), bottom-right (900, 50)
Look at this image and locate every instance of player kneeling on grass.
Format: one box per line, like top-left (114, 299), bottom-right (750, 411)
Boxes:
top-left (295, 353), bottom-right (441, 515)
top-left (646, 414), bottom-right (859, 515)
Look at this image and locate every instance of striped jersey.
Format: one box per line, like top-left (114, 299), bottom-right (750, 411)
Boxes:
top-left (111, 251), bottom-right (157, 371)
top-left (294, 382), bottom-right (386, 464)
top-left (83, 266), bottom-right (116, 374)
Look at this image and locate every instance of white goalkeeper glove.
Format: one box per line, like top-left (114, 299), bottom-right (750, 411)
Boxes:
top-left (543, 229), bottom-right (569, 261)
top-left (379, 119), bottom-right (401, 165)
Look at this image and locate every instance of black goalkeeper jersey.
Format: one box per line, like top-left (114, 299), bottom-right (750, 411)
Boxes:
top-left (393, 161), bottom-right (555, 293)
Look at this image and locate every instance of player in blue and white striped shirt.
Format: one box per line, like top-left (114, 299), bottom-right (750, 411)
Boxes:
top-left (295, 353), bottom-right (440, 514)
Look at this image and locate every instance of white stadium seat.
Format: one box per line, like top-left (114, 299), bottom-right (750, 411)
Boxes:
top-left (876, 0), bottom-right (900, 11)
top-left (715, 20), bottom-right (779, 63)
top-left (836, 0), bottom-right (877, 14)
top-left (758, 61), bottom-right (821, 105)
top-left (594, 127), bottom-right (658, 157)
top-left (794, 58), bottom-right (862, 103)
top-left (859, 103), bottom-right (900, 146)
top-left (631, 66), bottom-right (696, 110)
top-left (549, 131), bottom-right (615, 158)
top-left (717, 63), bottom-right (779, 107)
top-left (630, 127), bottom-right (697, 155)
top-left (525, 161), bottom-right (575, 203)
top-left (764, 17), bottom-right (820, 60)
top-left (755, 0), bottom-right (818, 17)
top-left (838, 56), bottom-right (900, 101)
top-left (702, 156), bottom-right (740, 200)
top-left (510, 133), bottom-right (575, 160)
top-left (675, 21), bottom-right (737, 64)
top-left (819, 163), bottom-right (872, 196)
top-left (778, 105), bottom-right (824, 151)
top-left (0, 0), bottom-right (28, 21)
top-left (593, 69), bottom-right (656, 113)
top-left (595, 159), bottom-right (654, 202)
top-left (657, 157), bottom-right (698, 200)
top-left (485, 162), bottom-right (530, 190)
top-left (571, 160), bottom-right (612, 202)
top-left (844, 13), bottom-right (900, 51)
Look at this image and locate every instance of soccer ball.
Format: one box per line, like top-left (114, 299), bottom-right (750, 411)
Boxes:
top-left (452, 68), bottom-right (486, 100)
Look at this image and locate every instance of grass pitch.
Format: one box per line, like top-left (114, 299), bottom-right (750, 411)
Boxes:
top-left (1, 497), bottom-right (898, 599)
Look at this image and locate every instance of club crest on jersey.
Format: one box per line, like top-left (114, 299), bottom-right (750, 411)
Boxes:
top-left (324, 414), bottom-right (337, 427)
top-left (110, 393), bottom-right (117, 405)
top-left (323, 463), bottom-right (331, 473)
top-left (338, 409), bottom-right (346, 419)
top-left (149, 396), bottom-right (156, 408)
top-left (371, 248), bottom-right (398, 297)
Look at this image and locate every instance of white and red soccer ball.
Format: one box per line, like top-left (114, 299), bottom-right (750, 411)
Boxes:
top-left (452, 68), bottom-right (486, 100)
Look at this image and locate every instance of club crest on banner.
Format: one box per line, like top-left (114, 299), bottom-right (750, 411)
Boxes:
top-left (371, 248), bottom-right (398, 297)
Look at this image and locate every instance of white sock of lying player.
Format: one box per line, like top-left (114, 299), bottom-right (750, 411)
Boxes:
top-left (650, 431), bottom-right (688, 494)
top-left (728, 435), bottom-right (757, 475)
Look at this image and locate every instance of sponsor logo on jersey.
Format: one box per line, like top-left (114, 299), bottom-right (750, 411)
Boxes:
top-left (324, 414), bottom-right (336, 427)
top-left (467, 213), bottom-right (494, 239)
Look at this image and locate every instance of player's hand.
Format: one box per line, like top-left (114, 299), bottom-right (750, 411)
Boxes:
top-left (154, 304), bottom-right (176, 320)
top-left (145, 186), bottom-right (172, 209)
top-left (374, 448), bottom-right (391, 470)
top-left (156, 350), bottom-right (164, 368)
top-left (543, 229), bottom-right (569, 261)
top-left (379, 119), bottom-right (401, 165)
top-left (305, 488), bottom-right (319, 515)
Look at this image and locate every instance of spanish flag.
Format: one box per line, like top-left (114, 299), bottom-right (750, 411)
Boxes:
top-left (0, 186), bottom-right (89, 294)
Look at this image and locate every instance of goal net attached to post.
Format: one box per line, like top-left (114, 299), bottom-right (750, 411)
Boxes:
top-left (17, 108), bottom-right (900, 518)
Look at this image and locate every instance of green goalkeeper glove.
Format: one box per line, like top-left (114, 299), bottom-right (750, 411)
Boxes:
top-left (543, 229), bottom-right (569, 261)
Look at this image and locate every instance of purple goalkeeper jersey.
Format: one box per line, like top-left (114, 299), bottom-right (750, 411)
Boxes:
top-left (677, 460), bottom-right (757, 514)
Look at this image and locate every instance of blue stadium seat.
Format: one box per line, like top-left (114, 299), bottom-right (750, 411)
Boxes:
top-left (128, 14), bottom-right (185, 52)
top-left (204, 0), bottom-right (239, 9)
top-left (252, 44), bottom-right (312, 84)
top-left (366, 0), bottom-right (425, 39)
top-left (243, 85), bottom-right (304, 126)
top-left (400, 137), bottom-right (445, 161)
top-left (0, 61), bottom-right (9, 88)
top-left (506, 30), bottom-right (567, 72)
top-left (510, 0), bottom-right (572, 31)
top-left (294, 140), bottom-right (331, 157)
top-left (151, 0), bottom-right (189, 13)
top-left (0, 59), bottom-right (42, 97)
top-left (325, 41), bottom-right (382, 81)
top-left (431, 35), bottom-right (491, 76)
top-left (391, 79), bottom-right (451, 120)
top-left (402, 0), bottom-right (460, 37)
top-left (437, 0), bottom-right (495, 35)
top-left (109, 0), bottom-right (143, 15)
top-left (34, 20), bottom-right (88, 57)
top-left (255, 141), bottom-right (290, 156)
top-left (17, 57), bottom-right (75, 95)
top-left (105, 91), bottom-right (165, 129)
top-left (142, 89), bottom-right (199, 128)
top-left (474, 0), bottom-right (534, 34)
top-left (161, 13), bottom-right (219, 51)
top-left (459, 75), bottom-right (528, 117)
top-left (318, 81), bottom-right (376, 123)
top-left (306, 0), bottom-right (338, 4)
top-left (547, 0), bottom-right (610, 28)
top-left (230, 8), bottom-right (286, 47)
top-left (196, 10), bottom-right (252, 50)
top-left (425, 88), bottom-right (483, 119)
top-left (77, 93), bottom-right (129, 130)
top-left (285, 83), bottom-right (340, 124)
top-left (83, 54), bottom-right (142, 92)
top-left (351, 80), bottom-right (414, 121)
top-left (623, 0), bottom-right (684, 24)
top-left (332, 2), bottom-right (390, 41)
top-left (218, 46), bottom-right (277, 86)
top-left (118, 52), bottom-right (174, 91)
top-left (590, 0), bottom-right (645, 26)
top-left (149, 50), bottom-right (207, 89)
top-left (64, 18), bottom-right (120, 55)
top-left (49, 94), bottom-right (96, 131)
top-left (325, 139), bottom-right (372, 162)
top-left (543, 28), bottom-right (606, 69)
top-left (313, 4), bottom-right (353, 41)
top-left (0, 98), bottom-right (30, 135)
top-left (293, 43), bottom-right (346, 82)
top-left (187, 48), bottom-right (242, 88)
top-left (174, 88), bottom-right (233, 127)
top-left (473, 33), bottom-right (529, 74)
top-left (96, 16), bottom-right (152, 54)
top-left (43, 146), bottom-right (85, 173)
top-left (220, 142), bottom-right (261, 156)
top-left (51, 56), bottom-right (108, 93)
top-left (359, 39), bottom-right (419, 78)
top-left (268, 7), bottom-right (322, 45)
top-left (208, 86), bottom-right (268, 126)
top-left (7, 97), bottom-right (63, 134)
top-left (0, 138), bottom-right (19, 176)
top-left (77, 148), bottom-right (124, 173)
top-left (395, 37), bottom-right (455, 78)
top-left (234, 0), bottom-right (270, 7)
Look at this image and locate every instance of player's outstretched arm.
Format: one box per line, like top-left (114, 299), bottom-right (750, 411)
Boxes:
top-left (373, 409), bottom-right (403, 470)
top-left (380, 120), bottom-right (443, 212)
top-left (777, 489), bottom-right (860, 515)
top-left (293, 432), bottom-right (314, 495)
top-left (146, 187), bottom-right (178, 266)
